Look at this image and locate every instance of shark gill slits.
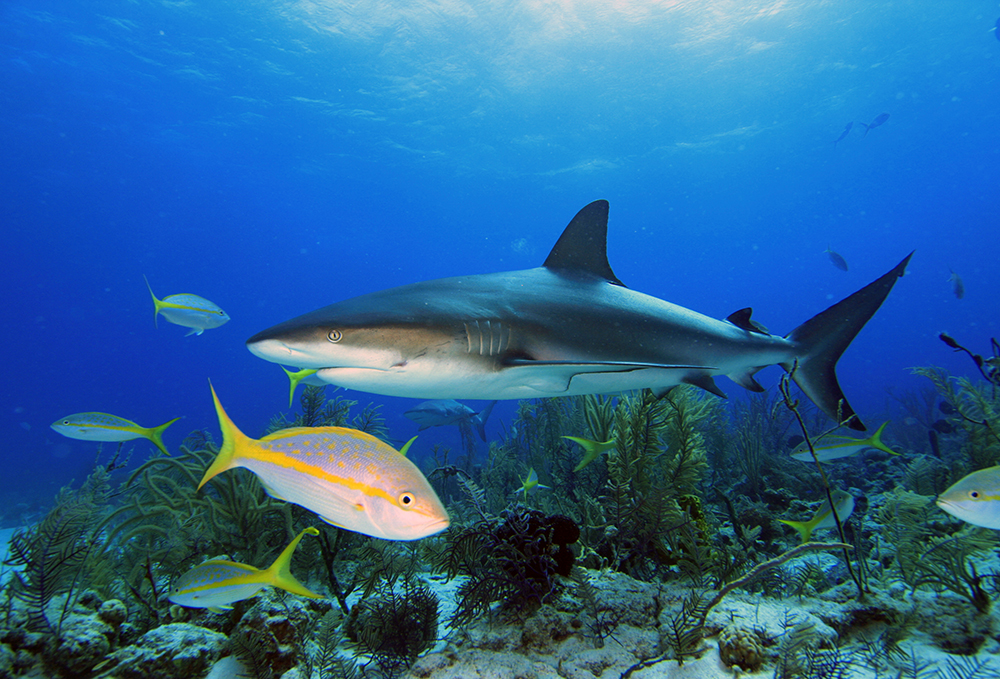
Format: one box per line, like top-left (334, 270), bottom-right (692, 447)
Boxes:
top-left (464, 320), bottom-right (511, 356)
top-left (327, 329), bottom-right (343, 343)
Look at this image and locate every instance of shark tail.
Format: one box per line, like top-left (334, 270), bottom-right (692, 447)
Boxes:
top-left (143, 275), bottom-right (162, 328)
top-left (199, 382), bottom-right (253, 490)
top-left (263, 527), bottom-right (323, 599)
top-left (782, 252), bottom-right (913, 431)
top-left (473, 400), bottom-right (498, 441)
top-left (144, 416), bottom-right (181, 457)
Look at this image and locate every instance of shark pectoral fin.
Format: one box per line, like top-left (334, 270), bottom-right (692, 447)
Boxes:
top-left (683, 374), bottom-right (727, 398)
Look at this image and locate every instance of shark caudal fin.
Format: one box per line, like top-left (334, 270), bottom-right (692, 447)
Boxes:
top-left (783, 252), bottom-right (913, 431)
top-left (473, 400), bottom-right (497, 442)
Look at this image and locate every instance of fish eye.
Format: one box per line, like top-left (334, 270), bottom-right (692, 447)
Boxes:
top-left (970, 491), bottom-right (980, 499)
top-left (399, 492), bottom-right (415, 508)
top-left (328, 330), bottom-right (343, 343)
top-left (63, 420), bottom-right (70, 425)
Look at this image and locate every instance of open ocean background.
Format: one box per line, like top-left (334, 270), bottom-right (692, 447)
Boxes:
top-left (2, 0), bottom-right (998, 522)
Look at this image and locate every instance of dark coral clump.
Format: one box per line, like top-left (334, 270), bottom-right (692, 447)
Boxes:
top-left (344, 580), bottom-right (439, 679)
top-left (439, 507), bottom-right (580, 626)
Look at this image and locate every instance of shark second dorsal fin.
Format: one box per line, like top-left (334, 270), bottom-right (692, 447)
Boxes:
top-left (543, 200), bottom-right (626, 286)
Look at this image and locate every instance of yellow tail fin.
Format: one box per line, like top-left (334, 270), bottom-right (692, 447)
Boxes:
top-left (143, 275), bottom-right (163, 328)
top-left (198, 382), bottom-right (252, 491)
top-left (777, 517), bottom-right (816, 543)
top-left (264, 527), bottom-right (322, 599)
top-left (144, 416), bottom-right (182, 457)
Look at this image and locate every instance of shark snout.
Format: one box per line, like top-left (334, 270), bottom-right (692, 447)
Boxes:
top-left (246, 337), bottom-right (295, 362)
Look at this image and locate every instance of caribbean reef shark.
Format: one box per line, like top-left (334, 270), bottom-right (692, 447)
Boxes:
top-left (247, 200), bottom-right (912, 431)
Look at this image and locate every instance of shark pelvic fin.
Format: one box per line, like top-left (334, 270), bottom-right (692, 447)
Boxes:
top-left (543, 200), bottom-right (626, 286)
top-left (683, 373), bottom-right (727, 398)
top-left (783, 252), bottom-right (914, 431)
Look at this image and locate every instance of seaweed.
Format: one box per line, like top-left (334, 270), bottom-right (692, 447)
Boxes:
top-left (772, 611), bottom-right (824, 679)
top-left (345, 579), bottom-right (438, 679)
top-left (933, 656), bottom-right (999, 679)
top-left (266, 386), bottom-right (389, 443)
top-left (312, 610), bottom-right (358, 679)
top-left (662, 591), bottom-right (709, 664)
top-left (5, 468), bottom-right (110, 634)
top-left (907, 536), bottom-right (999, 614)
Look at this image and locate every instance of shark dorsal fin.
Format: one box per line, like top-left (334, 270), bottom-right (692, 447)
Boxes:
top-left (543, 200), bottom-right (625, 287)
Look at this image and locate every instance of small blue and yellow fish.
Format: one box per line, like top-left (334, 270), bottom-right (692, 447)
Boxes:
top-left (144, 275), bottom-right (229, 336)
top-left (513, 467), bottom-right (551, 503)
top-left (832, 121), bottom-right (853, 146)
top-left (861, 112), bottom-right (890, 137)
top-left (168, 527), bottom-right (322, 612)
top-left (790, 422), bottom-right (898, 462)
top-left (947, 269), bottom-right (965, 300)
top-left (778, 489), bottom-right (855, 543)
top-left (563, 436), bottom-right (617, 472)
top-left (824, 245), bottom-right (849, 272)
top-left (937, 466), bottom-right (1000, 529)
top-left (200, 384), bottom-right (449, 540)
top-left (51, 412), bottom-right (180, 456)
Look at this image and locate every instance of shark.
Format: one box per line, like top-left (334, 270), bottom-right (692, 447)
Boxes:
top-left (247, 200), bottom-right (912, 431)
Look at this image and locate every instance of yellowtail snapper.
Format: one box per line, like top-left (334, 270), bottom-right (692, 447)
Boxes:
top-left (168, 527), bottom-right (322, 612)
top-left (937, 466), bottom-right (1000, 529)
top-left (51, 412), bottom-right (180, 456)
top-left (778, 489), bottom-right (855, 542)
top-left (563, 436), bottom-right (617, 472)
top-left (790, 422), bottom-right (898, 461)
top-left (824, 245), bottom-right (848, 272)
top-left (144, 275), bottom-right (229, 337)
top-left (200, 384), bottom-right (449, 540)
top-left (947, 269), bottom-right (964, 299)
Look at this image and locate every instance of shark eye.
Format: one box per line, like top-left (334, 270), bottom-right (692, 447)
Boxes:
top-left (328, 330), bottom-right (343, 343)
top-left (399, 492), bottom-right (415, 508)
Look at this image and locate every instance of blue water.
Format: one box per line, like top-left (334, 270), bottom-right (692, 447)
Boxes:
top-left (2, 1), bottom-right (998, 512)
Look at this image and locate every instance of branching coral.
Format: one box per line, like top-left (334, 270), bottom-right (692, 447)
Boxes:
top-left (437, 508), bottom-right (579, 626)
top-left (5, 471), bottom-right (109, 634)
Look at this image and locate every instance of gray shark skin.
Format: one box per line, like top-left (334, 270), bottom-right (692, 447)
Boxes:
top-left (248, 200), bottom-right (912, 431)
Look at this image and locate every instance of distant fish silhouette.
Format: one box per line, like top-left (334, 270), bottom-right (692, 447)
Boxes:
top-left (861, 113), bottom-right (890, 137)
top-left (948, 269), bottom-right (965, 299)
top-left (939, 401), bottom-right (956, 415)
top-left (824, 245), bottom-right (849, 272)
top-left (932, 419), bottom-right (955, 435)
top-left (833, 122), bottom-right (853, 145)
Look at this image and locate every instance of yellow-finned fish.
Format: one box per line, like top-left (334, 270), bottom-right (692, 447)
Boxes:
top-left (168, 527), bottom-right (322, 612)
top-left (513, 467), bottom-right (551, 503)
top-left (281, 366), bottom-right (321, 408)
top-left (778, 489), bottom-right (855, 543)
top-left (200, 384), bottom-right (449, 541)
top-left (790, 422), bottom-right (898, 462)
top-left (144, 275), bottom-right (229, 337)
top-left (51, 412), bottom-right (180, 456)
top-left (562, 436), bottom-right (616, 472)
top-left (937, 466), bottom-right (1000, 529)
